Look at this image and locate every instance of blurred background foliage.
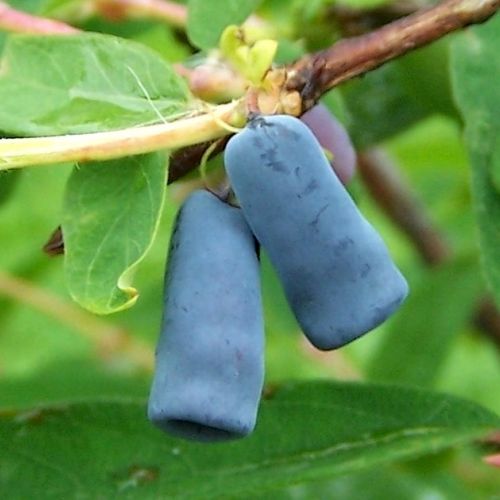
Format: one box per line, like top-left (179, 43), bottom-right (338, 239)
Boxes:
top-left (0, 0), bottom-right (499, 497)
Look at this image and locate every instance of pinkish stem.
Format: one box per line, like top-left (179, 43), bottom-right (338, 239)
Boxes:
top-left (0, 1), bottom-right (79, 34)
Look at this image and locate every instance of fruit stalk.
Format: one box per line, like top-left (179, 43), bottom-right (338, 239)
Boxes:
top-left (0, 102), bottom-right (242, 170)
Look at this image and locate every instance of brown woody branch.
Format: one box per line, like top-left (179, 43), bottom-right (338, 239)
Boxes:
top-left (357, 149), bottom-right (451, 266)
top-left (357, 149), bottom-right (500, 348)
top-left (287, 0), bottom-right (499, 110)
top-left (0, 269), bottom-right (153, 370)
top-left (169, 136), bottom-right (230, 184)
top-left (94, 0), bottom-right (187, 27)
top-left (474, 299), bottom-right (500, 348)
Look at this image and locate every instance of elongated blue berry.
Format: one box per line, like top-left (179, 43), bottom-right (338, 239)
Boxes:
top-left (301, 104), bottom-right (356, 184)
top-left (148, 190), bottom-right (264, 441)
top-left (224, 115), bottom-right (408, 350)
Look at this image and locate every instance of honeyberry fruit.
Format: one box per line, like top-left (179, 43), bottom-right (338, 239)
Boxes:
top-left (224, 114), bottom-right (408, 350)
top-left (301, 103), bottom-right (356, 185)
top-left (148, 190), bottom-right (264, 441)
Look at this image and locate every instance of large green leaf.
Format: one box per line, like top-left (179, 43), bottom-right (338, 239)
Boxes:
top-left (367, 256), bottom-right (483, 387)
top-left (0, 382), bottom-right (498, 498)
top-left (62, 152), bottom-right (167, 314)
top-left (451, 14), bottom-right (500, 306)
top-left (283, 464), bottom-right (480, 500)
top-left (187, 0), bottom-right (261, 49)
top-left (0, 359), bottom-right (150, 408)
top-left (0, 34), bottom-right (192, 136)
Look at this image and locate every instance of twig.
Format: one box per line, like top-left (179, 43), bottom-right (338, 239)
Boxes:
top-left (0, 1), bottom-right (79, 34)
top-left (0, 270), bottom-right (153, 370)
top-left (357, 149), bottom-right (451, 266)
top-left (94, 0), bottom-right (187, 27)
top-left (169, 135), bottom-right (230, 184)
top-left (357, 149), bottom-right (500, 348)
top-left (287, 0), bottom-right (500, 110)
top-left (43, 226), bottom-right (64, 256)
top-left (87, 0), bottom-right (271, 35)
top-left (474, 298), bottom-right (500, 349)
top-left (483, 454), bottom-right (500, 467)
top-left (0, 101), bottom-right (242, 170)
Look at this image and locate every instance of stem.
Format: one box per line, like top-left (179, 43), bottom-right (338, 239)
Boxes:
top-left (169, 136), bottom-right (230, 184)
top-left (0, 270), bottom-right (153, 370)
top-left (358, 148), bottom-right (500, 349)
top-left (95, 0), bottom-right (187, 27)
top-left (0, 102), bottom-right (242, 170)
top-left (287, 0), bottom-right (500, 109)
top-left (474, 298), bottom-right (500, 349)
top-left (483, 454), bottom-right (500, 467)
top-left (357, 149), bottom-right (451, 266)
top-left (0, 1), bottom-right (79, 34)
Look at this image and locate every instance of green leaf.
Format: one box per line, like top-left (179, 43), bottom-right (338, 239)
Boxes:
top-left (367, 256), bottom-right (483, 387)
top-left (284, 464), bottom-right (478, 500)
top-left (0, 359), bottom-right (149, 408)
top-left (489, 140), bottom-right (500, 193)
top-left (7, 0), bottom-right (44, 13)
top-left (0, 169), bottom-right (22, 206)
top-left (187, 0), bottom-right (261, 49)
top-left (62, 152), bottom-right (167, 314)
top-left (0, 382), bottom-right (498, 498)
top-left (0, 34), bottom-right (192, 136)
top-left (451, 15), bottom-right (500, 306)
top-left (41, 0), bottom-right (92, 20)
